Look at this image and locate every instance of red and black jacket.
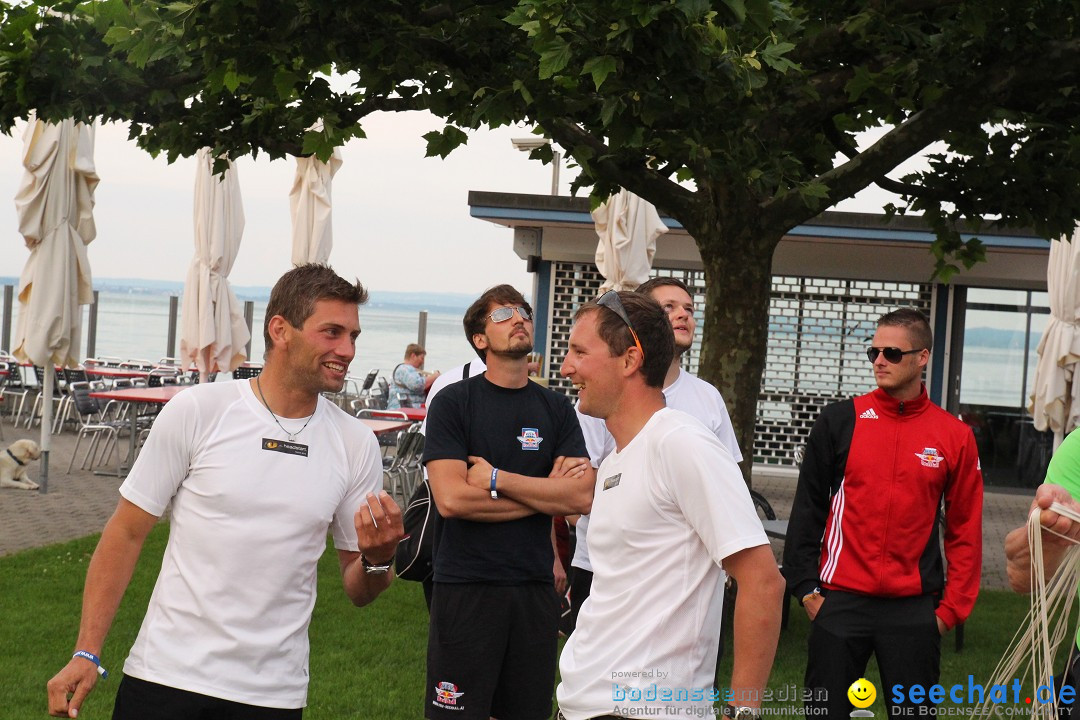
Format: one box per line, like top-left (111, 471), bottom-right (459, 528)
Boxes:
top-left (782, 386), bottom-right (983, 630)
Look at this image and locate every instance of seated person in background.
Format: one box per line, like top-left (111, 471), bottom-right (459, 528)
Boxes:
top-left (389, 343), bottom-right (439, 408)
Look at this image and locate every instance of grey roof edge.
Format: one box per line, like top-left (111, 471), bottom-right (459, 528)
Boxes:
top-left (467, 191), bottom-right (1051, 249)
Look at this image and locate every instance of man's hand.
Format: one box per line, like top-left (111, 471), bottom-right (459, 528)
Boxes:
top-left (354, 492), bottom-right (405, 564)
top-left (1005, 484), bottom-right (1080, 593)
top-left (937, 616), bottom-right (948, 636)
top-left (554, 557), bottom-right (568, 596)
top-left (1030, 484), bottom-right (1080, 545)
top-left (803, 593), bottom-right (824, 622)
top-left (47, 657), bottom-right (100, 718)
top-left (465, 456), bottom-right (496, 491)
top-left (549, 456), bottom-right (590, 479)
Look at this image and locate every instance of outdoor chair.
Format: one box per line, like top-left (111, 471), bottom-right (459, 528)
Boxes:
top-left (187, 369), bottom-right (212, 384)
top-left (66, 381), bottom-right (124, 475)
top-left (232, 364), bottom-right (263, 380)
top-left (366, 376), bottom-right (390, 410)
top-left (382, 423), bottom-right (425, 503)
top-left (26, 365), bottom-right (65, 431)
top-left (0, 361), bottom-right (30, 429)
top-left (147, 368), bottom-right (180, 387)
top-left (53, 367), bottom-right (92, 433)
top-left (357, 409), bottom-right (410, 454)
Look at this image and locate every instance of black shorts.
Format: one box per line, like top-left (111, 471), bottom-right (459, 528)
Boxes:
top-left (426, 582), bottom-right (559, 720)
top-left (112, 675), bottom-right (303, 720)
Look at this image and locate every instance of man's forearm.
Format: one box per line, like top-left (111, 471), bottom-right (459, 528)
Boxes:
top-left (76, 503), bottom-right (156, 654)
top-left (728, 581), bottom-right (783, 707)
top-left (434, 484), bottom-right (536, 521)
top-left (341, 554), bottom-right (394, 607)
top-left (493, 468), bottom-right (594, 516)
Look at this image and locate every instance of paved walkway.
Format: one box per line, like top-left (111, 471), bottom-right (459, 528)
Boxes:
top-left (0, 424), bottom-right (1033, 590)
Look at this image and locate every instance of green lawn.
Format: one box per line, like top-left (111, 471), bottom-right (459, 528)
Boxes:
top-left (1, 527), bottom-right (1037, 718)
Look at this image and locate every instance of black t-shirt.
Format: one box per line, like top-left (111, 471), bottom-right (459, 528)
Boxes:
top-left (423, 374), bottom-right (587, 584)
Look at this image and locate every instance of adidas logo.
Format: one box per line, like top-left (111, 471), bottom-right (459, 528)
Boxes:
top-left (859, 408), bottom-right (879, 420)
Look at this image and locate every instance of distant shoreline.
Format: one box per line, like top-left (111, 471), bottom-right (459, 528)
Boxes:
top-left (0, 276), bottom-right (475, 314)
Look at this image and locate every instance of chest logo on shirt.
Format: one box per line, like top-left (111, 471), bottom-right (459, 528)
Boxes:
top-left (603, 473), bottom-right (621, 490)
top-left (915, 447), bottom-right (944, 468)
top-left (434, 681), bottom-right (464, 707)
top-left (517, 427), bottom-right (543, 451)
top-left (859, 407), bottom-right (879, 420)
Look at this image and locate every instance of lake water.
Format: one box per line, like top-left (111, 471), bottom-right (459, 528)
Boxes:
top-left (3, 290), bottom-right (479, 380)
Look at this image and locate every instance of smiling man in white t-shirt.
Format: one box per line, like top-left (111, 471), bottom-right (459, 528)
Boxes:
top-left (47, 265), bottom-right (404, 720)
top-left (556, 290), bottom-right (783, 720)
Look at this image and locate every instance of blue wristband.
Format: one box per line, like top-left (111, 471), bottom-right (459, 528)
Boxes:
top-left (490, 467), bottom-right (498, 500)
top-left (73, 650), bottom-right (109, 679)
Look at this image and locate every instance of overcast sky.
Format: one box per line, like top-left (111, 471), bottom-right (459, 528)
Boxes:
top-left (0, 114), bottom-right (917, 296)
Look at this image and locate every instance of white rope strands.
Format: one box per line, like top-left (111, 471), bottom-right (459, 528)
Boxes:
top-left (982, 502), bottom-right (1080, 718)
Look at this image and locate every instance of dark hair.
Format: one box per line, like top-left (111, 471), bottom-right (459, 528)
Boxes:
top-left (635, 276), bottom-right (691, 298)
top-left (877, 307), bottom-right (933, 352)
top-left (263, 264), bottom-right (368, 351)
top-left (404, 343), bottom-right (425, 359)
top-left (574, 291), bottom-right (674, 388)
top-left (462, 284), bottom-right (533, 361)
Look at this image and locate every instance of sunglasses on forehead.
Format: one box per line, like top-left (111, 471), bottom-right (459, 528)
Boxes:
top-left (866, 346), bottom-right (925, 364)
top-left (488, 306), bottom-right (531, 323)
top-left (596, 290), bottom-right (645, 361)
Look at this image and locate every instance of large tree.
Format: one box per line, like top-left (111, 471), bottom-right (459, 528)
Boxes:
top-left (4, 0), bottom-right (1080, 474)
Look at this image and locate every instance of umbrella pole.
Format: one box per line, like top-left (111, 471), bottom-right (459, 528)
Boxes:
top-left (39, 364), bottom-right (53, 494)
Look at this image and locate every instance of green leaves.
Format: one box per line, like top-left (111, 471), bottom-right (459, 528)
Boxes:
top-left (537, 38), bottom-right (572, 79)
top-left (581, 55), bottom-right (616, 90)
top-left (422, 126), bottom-right (469, 159)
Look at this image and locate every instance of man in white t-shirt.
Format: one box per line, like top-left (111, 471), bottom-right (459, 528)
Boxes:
top-left (569, 277), bottom-right (741, 630)
top-left (47, 265), bottom-right (404, 720)
top-left (557, 290), bottom-right (783, 720)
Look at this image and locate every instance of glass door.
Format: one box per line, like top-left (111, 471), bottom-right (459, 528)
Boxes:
top-left (954, 288), bottom-right (1051, 488)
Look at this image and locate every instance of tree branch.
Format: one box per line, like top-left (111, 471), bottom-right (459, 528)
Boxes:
top-left (764, 35), bottom-right (1080, 231)
top-left (542, 117), bottom-right (698, 218)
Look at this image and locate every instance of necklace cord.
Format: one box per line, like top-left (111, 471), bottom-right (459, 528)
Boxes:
top-left (255, 376), bottom-right (315, 441)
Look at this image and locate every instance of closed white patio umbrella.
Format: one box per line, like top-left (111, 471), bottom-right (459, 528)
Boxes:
top-left (290, 150), bottom-right (342, 265)
top-left (12, 115), bottom-right (98, 492)
top-left (592, 188), bottom-right (667, 293)
top-left (1030, 225), bottom-right (1080, 449)
top-left (179, 148), bottom-right (250, 382)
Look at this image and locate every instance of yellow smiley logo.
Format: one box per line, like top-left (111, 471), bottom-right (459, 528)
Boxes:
top-left (847, 678), bottom-right (876, 709)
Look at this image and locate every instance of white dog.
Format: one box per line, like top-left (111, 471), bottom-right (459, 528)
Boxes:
top-left (0, 439), bottom-right (42, 490)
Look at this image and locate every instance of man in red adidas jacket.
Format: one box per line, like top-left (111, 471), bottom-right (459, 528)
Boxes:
top-left (783, 308), bottom-right (982, 718)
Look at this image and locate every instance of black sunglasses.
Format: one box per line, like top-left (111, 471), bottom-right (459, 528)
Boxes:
top-left (596, 290), bottom-right (645, 361)
top-left (866, 346), bottom-right (924, 364)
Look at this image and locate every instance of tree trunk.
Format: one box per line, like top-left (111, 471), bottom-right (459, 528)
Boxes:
top-left (693, 222), bottom-right (781, 487)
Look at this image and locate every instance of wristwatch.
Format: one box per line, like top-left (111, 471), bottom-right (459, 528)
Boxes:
top-left (361, 554), bottom-right (393, 575)
top-left (723, 705), bottom-right (759, 720)
top-left (802, 586), bottom-right (823, 605)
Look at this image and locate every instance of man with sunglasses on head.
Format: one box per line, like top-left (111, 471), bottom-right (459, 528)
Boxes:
top-left (556, 290), bottom-right (783, 720)
top-left (422, 284), bottom-right (594, 720)
top-left (568, 277), bottom-right (742, 632)
top-left (783, 307), bottom-right (983, 718)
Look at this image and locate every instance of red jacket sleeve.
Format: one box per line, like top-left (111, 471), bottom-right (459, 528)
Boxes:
top-left (936, 425), bottom-right (983, 629)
